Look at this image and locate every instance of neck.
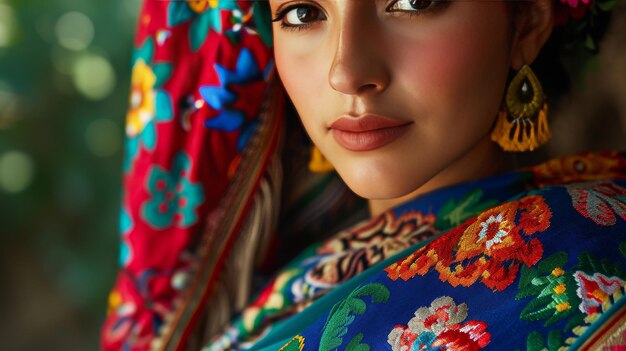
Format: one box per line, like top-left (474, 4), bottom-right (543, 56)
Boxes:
top-left (368, 136), bottom-right (515, 217)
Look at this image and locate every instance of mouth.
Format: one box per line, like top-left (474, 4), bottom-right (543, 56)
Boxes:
top-left (329, 114), bottom-right (412, 152)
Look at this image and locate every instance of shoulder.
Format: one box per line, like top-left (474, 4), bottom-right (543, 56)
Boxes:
top-left (382, 177), bottom-right (626, 349)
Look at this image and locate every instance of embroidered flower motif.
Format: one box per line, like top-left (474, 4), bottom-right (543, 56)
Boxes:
top-left (574, 271), bottom-right (625, 315)
top-left (124, 38), bottom-right (174, 172)
top-left (530, 152), bottom-right (625, 187)
top-left (167, 0), bottom-right (237, 51)
top-left (102, 272), bottom-right (170, 351)
top-left (199, 47), bottom-right (268, 151)
top-left (127, 59), bottom-right (156, 137)
top-left (567, 181), bottom-right (626, 226)
top-left (200, 48), bottom-right (262, 131)
top-left (517, 252), bottom-right (581, 327)
top-left (142, 152), bottom-right (204, 229)
top-left (388, 296), bottom-right (491, 351)
top-left (386, 195), bottom-right (552, 291)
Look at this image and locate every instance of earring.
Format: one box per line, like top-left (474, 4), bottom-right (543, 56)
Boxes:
top-left (491, 64), bottom-right (551, 152)
top-left (308, 145), bottom-right (334, 173)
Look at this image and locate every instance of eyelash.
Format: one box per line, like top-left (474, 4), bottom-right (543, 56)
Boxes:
top-left (271, 2), bottom-right (322, 32)
top-left (271, 0), bottom-right (449, 32)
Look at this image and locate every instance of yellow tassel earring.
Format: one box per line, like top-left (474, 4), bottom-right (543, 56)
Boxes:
top-left (491, 64), bottom-right (551, 152)
top-left (308, 145), bottom-right (334, 173)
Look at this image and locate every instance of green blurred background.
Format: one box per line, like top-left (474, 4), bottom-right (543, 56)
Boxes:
top-left (0, 1), bottom-right (625, 350)
top-left (0, 0), bottom-right (140, 349)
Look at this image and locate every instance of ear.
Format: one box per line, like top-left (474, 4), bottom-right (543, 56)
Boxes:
top-left (510, 0), bottom-right (554, 69)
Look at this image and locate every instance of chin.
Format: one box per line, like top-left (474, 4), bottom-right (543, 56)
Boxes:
top-left (334, 162), bottom-right (426, 200)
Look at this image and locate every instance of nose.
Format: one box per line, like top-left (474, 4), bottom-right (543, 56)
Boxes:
top-left (328, 9), bottom-right (390, 96)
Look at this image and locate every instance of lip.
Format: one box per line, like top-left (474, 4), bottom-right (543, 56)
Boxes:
top-left (329, 114), bottom-right (412, 152)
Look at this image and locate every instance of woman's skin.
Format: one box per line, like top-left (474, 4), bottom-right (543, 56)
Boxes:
top-left (270, 0), bottom-right (554, 216)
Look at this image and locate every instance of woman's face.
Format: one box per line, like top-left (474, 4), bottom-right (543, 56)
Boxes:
top-left (270, 0), bottom-right (514, 200)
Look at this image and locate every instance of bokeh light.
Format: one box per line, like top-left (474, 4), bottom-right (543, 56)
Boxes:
top-left (54, 11), bottom-right (94, 51)
top-left (0, 1), bottom-right (17, 48)
top-left (0, 150), bottom-right (35, 194)
top-left (72, 52), bottom-right (116, 100)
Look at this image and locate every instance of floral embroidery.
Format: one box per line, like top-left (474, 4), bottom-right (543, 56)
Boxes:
top-left (388, 296), bottom-right (491, 351)
top-left (529, 151), bottom-right (626, 187)
top-left (127, 59), bottom-right (156, 137)
top-left (516, 248), bottom-right (626, 350)
top-left (386, 195), bottom-right (552, 291)
top-left (167, 0), bottom-right (237, 51)
top-left (574, 271), bottom-right (625, 315)
top-left (142, 152), bottom-right (204, 229)
top-left (199, 47), bottom-right (266, 145)
top-left (124, 38), bottom-right (174, 172)
top-left (566, 180), bottom-right (626, 226)
top-left (307, 211), bottom-right (438, 288)
top-left (319, 283), bottom-right (390, 351)
top-left (517, 252), bottom-right (580, 326)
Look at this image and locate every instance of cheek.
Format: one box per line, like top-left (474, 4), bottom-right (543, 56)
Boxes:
top-left (392, 6), bottom-right (511, 135)
top-left (274, 35), bottom-right (333, 137)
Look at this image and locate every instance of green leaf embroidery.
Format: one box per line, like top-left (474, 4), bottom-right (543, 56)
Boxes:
top-left (526, 331), bottom-right (546, 351)
top-left (153, 63), bottom-right (173, 88)
top-left (435, 189), bottom-right (498, 230)
top-left (319, 283), bottom-right (390, 351)
top-left (345, 333), bottom-right (370, 351)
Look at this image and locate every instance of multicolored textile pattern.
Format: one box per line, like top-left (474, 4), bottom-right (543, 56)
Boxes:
top-left (204, 151), bottom-right (626, 350)
top-left (103, 1), bottom-right (620, 350)
top-left (102, 1), bottom-right (274, 350)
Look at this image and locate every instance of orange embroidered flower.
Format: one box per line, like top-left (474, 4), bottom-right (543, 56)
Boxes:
top-left (386, 195), bottom-right (552, 291)
top-left (126, 59), bottom-right (156, 137)
top-left (530, 152), bottom-right (626, 187)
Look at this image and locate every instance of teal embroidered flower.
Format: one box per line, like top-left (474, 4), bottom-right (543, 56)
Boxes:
top-left (142, 152), bottom-right (204, 229)
top-left (124, 37), bottom-right (174, 172)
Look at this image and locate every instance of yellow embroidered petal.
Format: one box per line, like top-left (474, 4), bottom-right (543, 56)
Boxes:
top-left (551, 267), bottom-right (565, 277)
top-left (553, 283), bottom-right (567, 295)
top-left (126, 59), bottom-right (156, 137)
top-left (107, 291), bottom-right (122, 314)
top-left (555, 302), bottom-right (571, 312)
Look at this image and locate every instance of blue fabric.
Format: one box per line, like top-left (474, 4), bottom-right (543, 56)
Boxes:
top-left (247, 153), bottom-right (626, 351)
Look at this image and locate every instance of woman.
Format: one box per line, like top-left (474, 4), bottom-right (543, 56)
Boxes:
top-left (102, 0), bottom-right (625, 350)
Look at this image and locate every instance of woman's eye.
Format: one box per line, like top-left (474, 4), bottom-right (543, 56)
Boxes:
top-left (273, 4), bottom-right (326, 28)
top-left (387, 0), bottom-right (435, 12)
